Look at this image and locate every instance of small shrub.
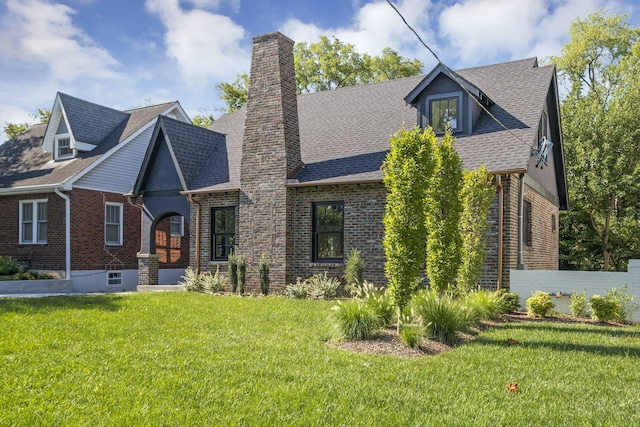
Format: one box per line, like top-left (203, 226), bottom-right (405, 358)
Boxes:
top-left (202, 266), bottom-right (227, 293)
top-left (496, 289), bottom-right (520, 314)
top-left (179, 267), bottom-right (204, 292)
top-left (351, 281), bottom-right (395, 327)
top-left (283, 273), bottom-right (340, 300)
top-left (526, 291), bottom-right (555, 317)
top-left (412, 290), bottom-right (476, 345)
top-left (332, 300), bottom-right (381, 340)
top-left (590, 285), bottom-right (638, 322)
top-left (606, 285), bottom-right (638, 322)
top-left (259, 253), bottom-right (270, 296)
top-left (0, 255), bottom-right (21, 275)
top-left (589, 295), bottom-right (618, 321)
top-left (237, 256), bottom-right (246, 294)
top-left (570, 290), bottom-right (587, 317)
top-left (344, 248), bottom-right (364, 293)
top-left (228, 253), bottom-right (238, 293)
top-left (399, 324), bottom-right (422, 349)
top-left (463, 289), bottom-right (503, 320)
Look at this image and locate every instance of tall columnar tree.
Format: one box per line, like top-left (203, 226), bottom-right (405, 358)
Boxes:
top-left (457, 166), bottom-right (495, 292)
top-left (553, 11), bottom-right (640, 271)
top-left (425, 130), bottom-right (464, 293)
top-left (383, 127), bottom-right (435, 330)
top-left (216, 36), bottom-right (423, 113)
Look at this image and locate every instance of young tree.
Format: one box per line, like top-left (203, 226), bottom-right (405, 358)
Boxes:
top-left (425, 130), bottom-right (463, 293)
top-left (457, 166), bottom-right (495, 292)
top-left (216, 36), bottom-right (424, 112)
top-left (3, 122), bottom-right (29, 140)
top-left (192, 114), bottom-right (215, 128)
top-left (553, 11), bottom-right (640, 270)
top-left (383, 127), bottom-right (434, 331)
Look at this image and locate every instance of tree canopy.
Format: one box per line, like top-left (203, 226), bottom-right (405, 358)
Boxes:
top-left (3, 108), bottom-right (51, 140)
top-left (554, 11), bottom-right (640, 271)
top-left (216, 36), bottom-right (423, 112)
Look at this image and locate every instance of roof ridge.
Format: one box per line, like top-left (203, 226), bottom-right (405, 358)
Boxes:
top-left (124, 101), bottom-right (177, 113)
top-left (456, 57), bottom-right (538, 73)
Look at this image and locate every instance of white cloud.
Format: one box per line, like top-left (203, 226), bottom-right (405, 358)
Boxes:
top-left (0, 0), bottom-right (120, 81)
top-left (145, 0), bottom-right (249, 84)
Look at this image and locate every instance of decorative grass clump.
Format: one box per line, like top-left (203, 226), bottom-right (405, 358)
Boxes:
top-left (351, 281), bottom-right (395, 327)
top-left (463, 289), bottom-right (503, 320)
top-left (399, 324), bottom-right (422, 349)
top-left (332, 300), bottom-right (381, 340)
top-left (412, 289), bottom-right (476, 345)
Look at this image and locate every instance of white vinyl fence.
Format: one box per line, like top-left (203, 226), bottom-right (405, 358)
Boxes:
top-left (510, 260), bottom-right (640, 322)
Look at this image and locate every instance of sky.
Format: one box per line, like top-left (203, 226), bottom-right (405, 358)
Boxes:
top-left (1, 0), bottom-right (638, 140)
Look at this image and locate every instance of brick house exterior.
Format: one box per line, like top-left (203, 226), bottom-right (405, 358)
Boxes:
top-left (134, 31), bottom-right (565, 294)
top-left (0, 95), bottom-right (191, 292)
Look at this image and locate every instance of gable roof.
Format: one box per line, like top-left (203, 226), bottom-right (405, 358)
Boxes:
top-left (195, 57), bottom-right (560, 194)
top-left (0, 96), bottom-right (180, 194)
top-left (404, 63), bottom-right (491, 106)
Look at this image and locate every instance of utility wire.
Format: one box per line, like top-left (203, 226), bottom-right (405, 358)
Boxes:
top-left (385, 0), bottom-right (536, 151)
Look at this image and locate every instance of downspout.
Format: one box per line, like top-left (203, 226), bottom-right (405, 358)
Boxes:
top-left (126, 195), bottom-right (144, 250)
top-left (54, 189), bottom-right (71, 280)
top-left (187, 194), bottom-right (201, 273)
top-left (517, 173), bottom-right (525, 269)
top-left (496, 175), bottom-right (503, 290)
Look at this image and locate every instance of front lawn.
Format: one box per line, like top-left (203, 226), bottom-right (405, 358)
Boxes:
top-left (1, 293), bottom-right (639, 425)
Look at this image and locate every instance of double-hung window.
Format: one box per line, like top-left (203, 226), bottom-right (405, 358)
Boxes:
top-left (312, 202), bottom-right (344, 261)
top-left (55, 134), bottom-right (73, 159)
top-left (105, 203), bottom-right (123, 246)
top-left (19, 200), bottom-right (47, 244)
top-left (170, 215), bottom-right (184, 236)
top-left (212, 207), bottom-right (235, 260)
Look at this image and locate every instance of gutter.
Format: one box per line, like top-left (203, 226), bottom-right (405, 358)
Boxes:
top-left (187, 194), bottom-right (201, 273)
top-left (54, 188), bottom-right (71, 280)
top-left (517, 173), bottom-right (525, 269)
top-left (496, 175), bottom-right (503, 290)
top-left (0, 183), bottom-right (66, 196)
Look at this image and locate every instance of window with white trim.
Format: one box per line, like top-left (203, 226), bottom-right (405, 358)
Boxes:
top-left (170, 215), bottom-right (184, 236)
top-left (107, 271), bottom-right (122, 286)
top-left (19, 200), bottom-right (47, 244)
top-left (55, 134), bottom-right (73, 159)
top-left (105, 203), bottom-right (123, 245)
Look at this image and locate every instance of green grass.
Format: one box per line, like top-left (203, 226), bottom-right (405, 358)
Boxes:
top-left (2, 293), bottom-right (640, 426)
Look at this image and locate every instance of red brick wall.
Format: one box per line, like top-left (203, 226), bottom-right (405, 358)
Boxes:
top-left (69, 189), bottom-right (140, 270)
top-left (0, 193), bottom-right (66, 270)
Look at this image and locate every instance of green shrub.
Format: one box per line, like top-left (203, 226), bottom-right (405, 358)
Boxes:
top-left (463, 289), bottom-right (503, 320)
top-left (496, 289), bottom-right (520, 314)
top-left (590, 285), bottom-right (638, 322)
top-left (332, 300), bottom-right (381, 340)
top-left (0, 255), bottom-right (21, 275)
top-left (399, 324), bottom-right (422, 349)
top-left (351, 281), bottom-right (395, 327)
top-left (228, 253), bottom-right (238, 293)
top-left (237, 256), bottom-right (246, 294)
top-left (570, 290), bottom-right (587, 317)
top-left (202, 266), bottom-right (227, 293)
top-left (179, 267), bottom-right (204, 292)
top-left (283, 273), bottom-right (339, 300)
top-left (344, 248), bottom-right (364, 293)
top-left (412, 289), bottom-right (476, 345)
top-left (259, 253), bottom-right (270, 296)
top-left (526, 291), bottom-right (555, 317)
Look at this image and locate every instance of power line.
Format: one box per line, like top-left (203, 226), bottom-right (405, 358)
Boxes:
top-left (385, 0), bottom-right (536, 151)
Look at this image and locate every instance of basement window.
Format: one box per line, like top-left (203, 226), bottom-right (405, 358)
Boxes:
top-left (107, 271), bottom-right (122, 286)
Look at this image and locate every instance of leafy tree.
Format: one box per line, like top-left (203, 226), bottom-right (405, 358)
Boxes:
top-left (216, 36), bottom-right (423, 112)
top-left (3, 122), bottom-right (29, 140)
top-left (31, 108), bottom-right (51, 123)
top-left (457, 166), bottom-right (495, 292)
top-left (383, 127), bottom-right (434, 331)
top-left (553, 11), bottom-right (640, 271)
top-left (425, 129), bottom-right (463, 293)
top-left (192, 114), bottom-right (215, 128)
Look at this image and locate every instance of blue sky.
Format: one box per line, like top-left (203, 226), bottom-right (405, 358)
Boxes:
top-left (1, 0), bottom-right (638, 140)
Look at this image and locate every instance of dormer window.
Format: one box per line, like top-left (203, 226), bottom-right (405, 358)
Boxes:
top-left (428, 92), bottom-right (462, 133)
top-left (55, 134), bottom-right (73, 159)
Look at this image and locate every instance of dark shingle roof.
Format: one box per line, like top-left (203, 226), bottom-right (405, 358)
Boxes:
top-left (0, 99), bottom-right (178, 190)
top-left (59, 93), bottom-right (130, 145)
top-left (202, 57), bottom-right (554, 190)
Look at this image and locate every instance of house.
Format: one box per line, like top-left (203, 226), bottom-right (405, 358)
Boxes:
top-left (0, 93), bottom-right (191, 292)
top-left (131, 31), bottom-right (568, 293)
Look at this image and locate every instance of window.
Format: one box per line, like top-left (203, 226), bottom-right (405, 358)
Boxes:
top-left (313, 202), bottom-right (344, 261)
top-left (212, 207), bottom-right (235, 260)
top-left (107, 271), bottom-right (122, 286)
top-left (523, 200), bottom-right (532, 247)
top-left (537, 110), bottom-right (548, 145)
top-left (19, 200), bottom-right (47, 244)
top-left (55, 134), bottom-right (73, 159)
top-left (430, 97), bottom-right (459, 132)
top-left (170, 215), bottom-right (184, 236)
top-left (105, 203), bottom-right (123, 245)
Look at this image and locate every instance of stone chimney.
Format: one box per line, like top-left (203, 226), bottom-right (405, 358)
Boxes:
top-left (238, 32), bottom-right (302, 291)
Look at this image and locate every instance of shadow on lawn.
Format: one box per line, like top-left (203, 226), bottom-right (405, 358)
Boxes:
top-left (0, 295), bottom-right (125, 313)
top-left (500, 322), bottom-right (640, 338)
top-left (477, 335), bottom-right (640, 357)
